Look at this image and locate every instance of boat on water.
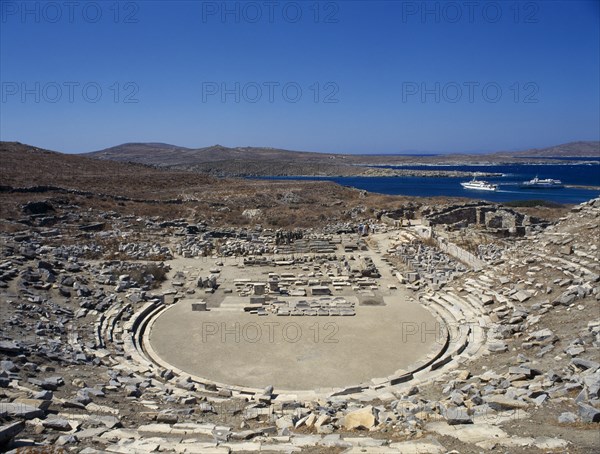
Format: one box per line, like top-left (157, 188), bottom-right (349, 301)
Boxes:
top-left (519, 176), bottom-right (564, 189)
top-left (461, 177), bottom-right (498, 191)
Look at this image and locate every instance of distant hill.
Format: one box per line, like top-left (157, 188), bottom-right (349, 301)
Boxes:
top-left (84, 143), bottom-right (337, 165)
top-left (496, 141), bottom-right (600, 158)
top-left (0, 141), bottom-right (214, 199)
top-left (85, 140), bottom-right (600, 161)
top-left (80, 141), bottom-right (600, 177)
top-left (83, 143), bottom-right (364, 176)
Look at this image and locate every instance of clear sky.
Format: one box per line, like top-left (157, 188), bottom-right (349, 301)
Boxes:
top-left (1, 0), bottom-right (599, 154)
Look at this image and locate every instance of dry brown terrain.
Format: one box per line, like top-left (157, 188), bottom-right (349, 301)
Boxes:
top-left (0, 141), bottom-right (598, 453)
top-left (1, 141), bottom-right (492, 232)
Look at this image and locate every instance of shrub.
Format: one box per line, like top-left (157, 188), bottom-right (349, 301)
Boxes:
top-left (115, 263), bottom-right (169, 289)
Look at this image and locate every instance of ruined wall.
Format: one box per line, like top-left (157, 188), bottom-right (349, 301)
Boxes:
top-left (413, 228), bottom-right (487, 271)
top-left (435, 238), bottom-right (486, 271)
top-left (427, 205), bottom-right (480, 226)
top-left (426, 203), bottom-right (543, 236)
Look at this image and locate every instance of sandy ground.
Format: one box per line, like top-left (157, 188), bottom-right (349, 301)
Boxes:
top-left (149, 295), bottom-right (441, 390)
top-left (149, 234), bottom-right (442, 390)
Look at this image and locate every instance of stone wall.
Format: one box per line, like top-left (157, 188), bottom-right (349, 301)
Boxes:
top-left (435, 238), bottom-right (487, 271)
top-left (425, 202), bottom-right (544, 236)
top-left (413, 227), bottom-right (487, 271)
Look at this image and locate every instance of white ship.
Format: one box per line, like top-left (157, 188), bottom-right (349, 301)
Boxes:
top-left (461, 177), bottom-right (498, 191)
top-left (519, 176), bottom-right (564, 189)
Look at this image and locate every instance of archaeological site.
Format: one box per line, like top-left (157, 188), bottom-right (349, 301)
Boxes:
top-left (0, 143), bottom-right (599, 453)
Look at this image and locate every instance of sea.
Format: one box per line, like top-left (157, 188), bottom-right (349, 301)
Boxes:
top-left (258, 160), bottom-right (600, 204)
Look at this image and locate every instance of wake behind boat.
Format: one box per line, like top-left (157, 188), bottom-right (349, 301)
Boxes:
top-left (461, 177), bottom-right (498, 191)
top-left (519, 176), bottom-right (564, 189)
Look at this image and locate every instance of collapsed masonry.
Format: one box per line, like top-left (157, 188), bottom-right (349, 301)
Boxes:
top-left (423, 202), bottom-right (548, 236)
top-left (378, 206), bottom-right (419, 227)
top-left (245, 296), bottom-right (356, 316)
top-left (0, 198), bottom-right (599, 452)
top-left (393, 240), bottom-right (467, 289)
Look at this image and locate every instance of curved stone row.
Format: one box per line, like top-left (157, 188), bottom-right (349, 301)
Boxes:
top-left (415, 290), bottom-right (489, 373)
top-left (95, 301), bottom-right (130, 350)
top-left (82, 221), bottom-right (497, 403)
top-left (96, 281), bottom-right (493, 403)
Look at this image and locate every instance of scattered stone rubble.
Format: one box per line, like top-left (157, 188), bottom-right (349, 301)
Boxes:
top-left (425, 201), bottom-right (549, 236)
top-left (229, 255), bottom-right (380, 299)
top-left (476, 243), bottom-right (504, 262)
top-left (390, 239), bottom-right (467, 289)
top-left (117, 242), bottom-right (173, 261)
top-left (247, 297), bottom-right (356, 317)
top-left (1, 198), bottom-right (599, 452)
top-left (178, 231), bottom-right (341, 258)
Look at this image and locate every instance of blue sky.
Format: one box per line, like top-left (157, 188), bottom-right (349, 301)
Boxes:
top-left (1, 0), bottom-right (599, 154)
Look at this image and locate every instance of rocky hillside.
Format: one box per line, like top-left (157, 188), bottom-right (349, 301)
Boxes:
top-left (0, 192), bottom-right (597, 452)
top-left (508, 141), bottom-right (600, 158)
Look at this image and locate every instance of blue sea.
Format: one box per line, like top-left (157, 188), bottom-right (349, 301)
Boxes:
top-left (259, 162), bottom-right (600, 204)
